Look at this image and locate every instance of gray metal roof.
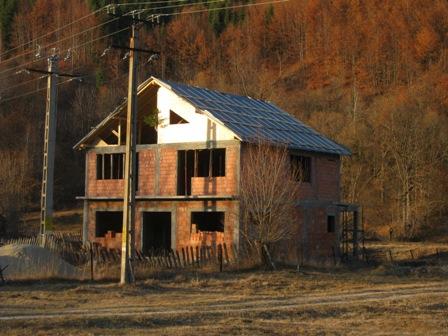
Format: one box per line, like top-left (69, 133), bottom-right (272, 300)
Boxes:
top-left (162, 79), bottom-right (351, 156)
top-left (75, 76), bottom-right (351, 155)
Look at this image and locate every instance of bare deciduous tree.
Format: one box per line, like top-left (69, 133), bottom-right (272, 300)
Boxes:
top-left (0, 150), bottom-right (32, 234)
top-left (239, 141), bottom-right (300, 265)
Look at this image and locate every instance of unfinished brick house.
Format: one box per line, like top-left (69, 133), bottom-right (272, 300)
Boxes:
top-left (75, 77), bottom-right (357, 264)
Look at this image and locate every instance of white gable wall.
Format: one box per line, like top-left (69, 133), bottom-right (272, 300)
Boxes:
top-left (156, 86), bottom-right (236, 144)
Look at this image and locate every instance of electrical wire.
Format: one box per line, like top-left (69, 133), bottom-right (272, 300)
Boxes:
top-left (0, 75), bottom-right (47, 94)
top-left (0, 25), bottom-right (130, 83)
top-left (158, 0), bottom-right (289, 17)
top-left (0, 0), bottom-right (218, 67)
top-left (0, 0), bottom-right (289, 104)
top-left (0, 0), bottom-right (220, 78)
top-left (114, 0), bottom-right (192, 6)
top-left (120, 0), bottom-right (224, 14)
top-left (0, 78), bottom-right (78, 105)
top-left (0, 7), bottom-right (106, 60)
top-left (0, 16), bottom-right (120, 68)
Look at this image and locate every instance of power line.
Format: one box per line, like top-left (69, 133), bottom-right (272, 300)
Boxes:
top-left (0, 0), bottom-right (289, 104)
top-left (0, 0), bottom-right (196, 62)
top-left (0, 25), bottom-right (130, 94)
top-left (0, 16), bottom-right (121, 69)
top-left (0, 0), bottom-right (214, 67)
top-left (114, 0), bottom-right (192, 6)
top-left (0, 75), bottom-right (47, 94)
top-left (116, 0), bottom-right (224, 14)
top-left (0, 78), bottom-right (78, 105)
top-left (0, 7), bottom-right (106, 60)
top-left (158, 0), bottom-right (289, 17)
top-left (0, 1), bottom-right (218, 79)
top-left (0, 25), bottom-right (130, 83)
top-left (0, 41), bottom-right (146, 108)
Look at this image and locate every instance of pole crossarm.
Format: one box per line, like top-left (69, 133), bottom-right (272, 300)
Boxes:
top-left (111, 44), bottom-right (159, 55)
top-left (106, 5), bottom-right (163, 25)
top-left (25, 68), bottom-right (83, 78)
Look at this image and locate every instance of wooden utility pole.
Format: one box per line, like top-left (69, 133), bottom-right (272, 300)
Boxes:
top-left (105, 7), bottom-right (160, 285)
top-left (40, 54), bottom-right (59, 246)
top-left (120, 23), bottom-right (138, 285)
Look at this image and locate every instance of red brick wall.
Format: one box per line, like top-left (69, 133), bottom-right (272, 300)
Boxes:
top-left (86, 201), bottom-right (123, 246)
top-left (297, 155), bottom-right (340, 202)
top-left (315, 156), bottom-right (340, 201)
top-left (137, 149), bottom-right (156, 195)
top-left (86, 200), bottom-right (238, 251)
top-left (86, 152), bottom-right (124, 197)
top-left (238, 145), bottom-right (342, 265)
top-left (86, 143), bottom-right (239, 198)
top-left (85, 143), bottom-right (342, 264)
top-left (158, 147), bottom-right (177, 195)
top-left (191, 177), bottom-right (235, 195)
top-left (299, 208), bottom-right (338, 263)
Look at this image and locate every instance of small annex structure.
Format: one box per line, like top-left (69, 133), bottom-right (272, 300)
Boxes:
top-left (74, 76), bottom-right (360, 264)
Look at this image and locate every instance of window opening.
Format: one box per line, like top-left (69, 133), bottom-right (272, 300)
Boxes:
top-left (290, 155), bottom-right (312, 183)
top-left (96, 153), bottom-right (125, 180)
top-left (169, 110), bottom-right (188, 124)
top-left (327, 215), bottom-right (336, 233)
top-left (177, 148), bottom-right (226, 195)
top-left (95, 211), bottom-right (123, 237)
top-left (191, 211), bottom-right (224, 233)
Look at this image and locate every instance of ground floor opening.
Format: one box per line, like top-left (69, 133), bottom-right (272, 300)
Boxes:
top-left (142, 212), bottom-right (171, 254)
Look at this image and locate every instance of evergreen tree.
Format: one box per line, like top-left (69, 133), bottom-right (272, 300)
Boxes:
top-left (0, 0), bottom-right (18, 52)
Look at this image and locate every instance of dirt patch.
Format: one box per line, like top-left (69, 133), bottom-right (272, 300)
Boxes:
top-left (0, 244), bottom-right (80, 280)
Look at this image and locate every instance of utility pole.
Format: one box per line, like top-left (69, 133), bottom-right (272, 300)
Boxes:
top-left (22, 48), bottom-right (81, 247)
top-left (105, 6), bottom-right (160, 285)
top-left (40, 53), bottom-right (59, 246)
top-left (120, 23), bottom-right (138, 285)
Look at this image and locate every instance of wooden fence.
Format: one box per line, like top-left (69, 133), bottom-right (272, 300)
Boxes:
top-left (362, 247), bottom-right (448, 264)
top-left (0, 233), bottom-right (240, 272)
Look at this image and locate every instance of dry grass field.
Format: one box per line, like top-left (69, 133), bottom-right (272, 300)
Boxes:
top-left (1, 265), bottom-right (448, 335)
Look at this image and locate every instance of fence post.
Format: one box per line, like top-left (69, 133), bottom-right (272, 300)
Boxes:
top-left (363, 247), bottom-right (369, 264)
top-left (171, 249), bottom-right (177, 268)
top-left (388, 250), bottom-right (394, 263)
top-left (189, 246), bottom-right (194, 266)
top-left (223, 243), bottom-right (230, 264)
top-left (181, 248), bottom-right (186, 267)
top-left (90, 242), bottom-right (94, 281)
top-left (218, 244), bottom-right (223, 272)
top-left (196, 246), bottom-right (200, 267)
top-left (331, 247), bottom-right (337, 266)
top-left (409, 249), bottom-right (414, 260)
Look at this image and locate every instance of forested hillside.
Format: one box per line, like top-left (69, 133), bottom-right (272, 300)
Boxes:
top-left (0, 0), bottom-right (447, 239)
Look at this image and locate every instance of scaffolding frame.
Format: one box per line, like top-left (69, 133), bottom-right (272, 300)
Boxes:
top-left (338, 204), bottom-right (364, 262)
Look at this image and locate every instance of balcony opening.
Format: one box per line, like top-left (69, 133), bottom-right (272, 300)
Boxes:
top-left (177, 148), bottom-right (226, 195)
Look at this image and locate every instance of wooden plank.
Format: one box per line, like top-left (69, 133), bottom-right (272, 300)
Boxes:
top-left (189, 246), bottom-right (194, 266)
top-left (181, 248), bottom-right (187, 267)
top-left (223, 243), bottom-right (230, 264)
top-left (176, 250), bottom-right (182, 268)
top-left (218, 244), bottom-right (223, 272)
top-left (196, 246), bottom-right (200, 267)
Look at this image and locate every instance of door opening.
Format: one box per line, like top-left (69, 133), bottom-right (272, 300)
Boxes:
top-left (142, 212), bottom-right (171, 254)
